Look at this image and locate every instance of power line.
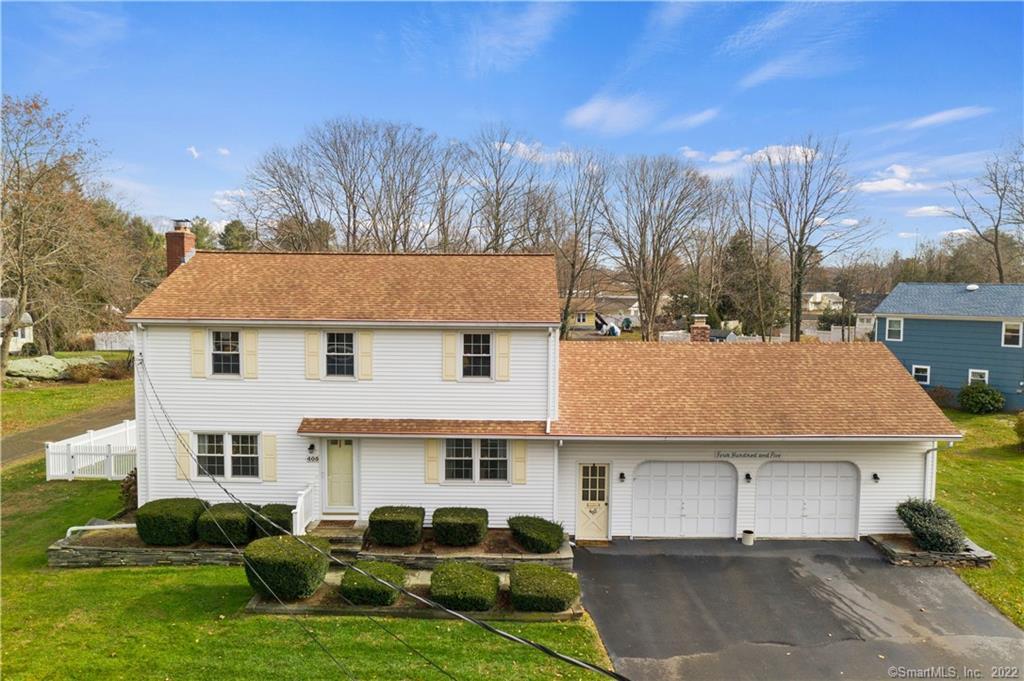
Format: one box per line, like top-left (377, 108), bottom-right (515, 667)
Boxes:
top-left (136, 356), bottom-right (629, 681)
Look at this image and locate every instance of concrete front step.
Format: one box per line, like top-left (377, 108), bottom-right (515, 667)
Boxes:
top-left (308, 520), bottom-right (366, 548)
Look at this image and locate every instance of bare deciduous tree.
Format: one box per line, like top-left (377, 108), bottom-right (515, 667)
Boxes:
top-left (678, 179), bottom-right (734, 318)
top-left (466, 124), bottom-right (534, 252)
top-left (603, 155), bottom-right (710, 341)
top-left (728, 174), bottom-right (786, 340)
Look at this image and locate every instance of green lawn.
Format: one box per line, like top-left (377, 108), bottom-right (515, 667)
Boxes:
top-left (0, 459), bottom-right (611, 679)
top-left (1, 379), bottom-right (134, 435)
top-left (938, 409), bottom-right (1024, 628)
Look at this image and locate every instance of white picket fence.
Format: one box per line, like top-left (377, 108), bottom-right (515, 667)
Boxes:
top-left (94, 331), bottom-right (134, 351)
top-left (45, 419), bottom-right (137, 481)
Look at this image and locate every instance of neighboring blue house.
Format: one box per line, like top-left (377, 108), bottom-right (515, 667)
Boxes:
top-left (874, 283), bottom-right (1024, 411)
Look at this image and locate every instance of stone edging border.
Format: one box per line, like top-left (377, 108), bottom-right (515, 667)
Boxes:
top-left (865, 534), bottom-right (995, 568)
top-left (47, 536), bottom-right (243, 568)
top-left (355, 539), bottom-right (574, 571)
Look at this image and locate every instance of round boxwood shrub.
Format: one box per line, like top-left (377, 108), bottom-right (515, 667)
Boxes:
top-left (368, 506), bottom-right (425, 546)
top-left (340, 560), bottom-right (407, 606)
top-left (197, 503), bottom-right (251, 546)
top-left (430, 561), bottom-right (499, 611)
top-left (958, 383), bottom-right (1005, 414)
top-left (432, 507), bottom-right (488, 547)
top-left (509, 563), bottom-right (580, 612)
top-left (507, 516), bottom-right (564, 554)
top-left (136, 498), bottom-right (207, 546)
top-left (249, 503), bottom-right (295, 538)
top-left (896, 498), bottom-right (966, 553)
top-left (243, 535), bottom-right (330, 601)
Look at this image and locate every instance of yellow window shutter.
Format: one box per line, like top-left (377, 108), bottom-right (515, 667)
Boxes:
top-left (441, 332), bottom-right (458, 381)
top-left (304, 331), bottom-right (320, 380)
top-left (511, 440), bottom-right (527, 484)
top-left (190, 329), bottom-right (205, 378)
top-left (261, 433), bottom-right (277, 482)
top-left (495, 332), bottom-right (510, 381)
top-left (424, 439), bottom-right (441, 484)
top-left (176, 431), bottom-right (191, 480)
top-left (242, 329), bottom-right (259, 379)
top-left (357, 331), bottom-right (373, 380)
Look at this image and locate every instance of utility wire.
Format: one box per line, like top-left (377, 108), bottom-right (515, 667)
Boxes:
top-left (137, 356), bottom-right (629, 681)
top-left (138, 358), bottom-right (456, 681)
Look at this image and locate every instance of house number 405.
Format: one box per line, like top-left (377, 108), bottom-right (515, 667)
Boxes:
top-left (306, 455), bottom-right (320, 463)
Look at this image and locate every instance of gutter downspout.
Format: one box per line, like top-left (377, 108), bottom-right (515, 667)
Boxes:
top-left (136, 323), bottom-right (150, 504)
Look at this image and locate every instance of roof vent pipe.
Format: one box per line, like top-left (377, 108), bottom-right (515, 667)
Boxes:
top-left (966, 284), bottom-right (979, 292)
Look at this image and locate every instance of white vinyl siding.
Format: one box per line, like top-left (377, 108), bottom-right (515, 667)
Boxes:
top-left (558, 440), bottom-right (933, 538)
top-left (885, 317), bottom-right (903, 342)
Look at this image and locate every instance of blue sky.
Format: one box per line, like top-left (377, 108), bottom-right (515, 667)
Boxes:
top-left (4, 1), bottom-right (1022, 253)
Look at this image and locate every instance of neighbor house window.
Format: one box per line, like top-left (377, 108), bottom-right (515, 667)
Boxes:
top-left (325, 332), bottom-right (355, 377)
top-left (968, 369), bottom-right (989, 385)
top-left (196, 433), bottom-right (259, 479)
top-left (1002, 321), bottom-right (1022, 348)
top-left (443, 438), bottom-right (509, 483)
top-left (211, 330), bottom-right (241, 375)
top-left (912, 365), bottom-right (930, 385)
top-left (575, 312), bottom-right (587, 323)
top-left (443, 438), bottom-right (474, 481)
top-left (461, 333), bottom-right (492, 378)
top-left (885, 318), bottom-right (903, 342)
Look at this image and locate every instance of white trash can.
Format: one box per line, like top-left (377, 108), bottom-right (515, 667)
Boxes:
top-left (741, 530), bottom-right (755, 546)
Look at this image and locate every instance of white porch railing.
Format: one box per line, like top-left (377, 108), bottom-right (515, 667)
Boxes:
top-left (45, 420), bottom-right (137, 481)
top-left (292, 485), bottom-right (316, 535)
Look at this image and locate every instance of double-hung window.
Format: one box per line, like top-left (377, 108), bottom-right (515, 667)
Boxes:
top-left (196, 433), bottom-right (260, 479)
top-left (912, 365), bottom-right (930, 385)
top-left (885, 318), bottom-right (903, 342)
top-left (575, 312), bottom-right (587, 324)
top-left (443, 438), bottom-right (509, 483)
top-left (968, 369), bottom-right (989, 385)
top-left (462, 333), bottom-right (492, 378)
top-left (211, 330), bottom-right (241, 375)
top-left (1002, 321), bottom-right (1022, 348)
top-left (325, 332), bottom-right (355, 377)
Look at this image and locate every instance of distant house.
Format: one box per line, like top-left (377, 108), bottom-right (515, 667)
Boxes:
top-left (709, 328), bottom-right (738, 343)
top-left (1, 298), bottom-right (34, 354)
top-left (852, 292), bottom-right (887, 340)
top-left (875, 283), bottom-right (1024, 411)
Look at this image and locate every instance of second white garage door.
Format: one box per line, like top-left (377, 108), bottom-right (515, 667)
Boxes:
top-left (755, 462), bottom-right (859, 538)
top-left (633, 461), bottom-right (736, 537)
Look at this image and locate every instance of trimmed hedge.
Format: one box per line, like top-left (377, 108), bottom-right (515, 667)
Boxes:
top-left (509, 563), bottom-right (580, 612)
top-left (507, 515), bottom-right (564, 554)
top-left (136, 498), bottom-right (207, 546)
top-left (432, 507), bottom-right (488, 547)
top-left (368, 506), bottom-right (425, 546)
top-left (896, 499), bottom-right (966, 553)
top-left (340, 560), bottom-right (407, 606)
top-left (430, 561), bottom-right (499, 611)
top-left (250, 503), bottom-right (295, 537)
top-left (958, 383), bottom-right (1005, 414)
top-left (243, 535), bottom-right (330, 601)
top-left (197, 503), bottom-right (251, 546)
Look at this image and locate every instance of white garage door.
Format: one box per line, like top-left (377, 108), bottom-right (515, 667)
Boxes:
top-left (755, 462), bottom-right (859, 538)
top-left (633, 461), bottom-right (736, 537)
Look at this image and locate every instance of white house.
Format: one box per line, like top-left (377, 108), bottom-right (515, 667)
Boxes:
top-left (126, 230), bottom-right (959, 541)
top-left (1, 298), bottom-right (34, 353)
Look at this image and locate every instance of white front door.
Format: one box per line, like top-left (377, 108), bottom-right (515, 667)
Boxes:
top-left (576, 463), bottom-right (609, 540)
top-left (326, 439), bottom-right (355, 510)
top-left (632, 461), bottom-right (737, 537)
top-left (755, 462), bottom-right (859, 538)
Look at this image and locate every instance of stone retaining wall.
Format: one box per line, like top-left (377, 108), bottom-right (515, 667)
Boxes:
top-left (355, 539), bottom-right (573, 572)
top-left (47, 537), bottom-right (243, 568)
top-left (866, 535), bottom-right (995, 568)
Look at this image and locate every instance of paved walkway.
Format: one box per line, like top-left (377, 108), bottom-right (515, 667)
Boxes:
top-left (1, 398), bottom-right (135, 466)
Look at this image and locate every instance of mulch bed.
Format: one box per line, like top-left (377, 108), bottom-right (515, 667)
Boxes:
top-left (74, 528), bottom-right (243, 551)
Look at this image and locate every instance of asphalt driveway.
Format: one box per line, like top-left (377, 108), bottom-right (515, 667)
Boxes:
top-left (574, 539), bottom-right (1023, 681)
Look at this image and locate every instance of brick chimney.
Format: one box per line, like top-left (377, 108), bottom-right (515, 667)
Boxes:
top-left (690, 313), bottom-right (711, 343)
top-left (165, 220), bottom-right (196, 276)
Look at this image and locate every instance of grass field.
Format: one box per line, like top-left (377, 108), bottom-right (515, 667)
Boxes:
top-left (1, 379), bottom-right (134, 435)
top-left (938, 409), bottom-right (1023, 628)
top-left (0, 459), bottom-right (611, 679)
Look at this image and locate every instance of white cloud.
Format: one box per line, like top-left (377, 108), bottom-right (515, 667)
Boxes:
top-left (720, 4), bottom-right (808, 55)
top-left (905, 205), bottom-right (951, 218)
top-left (679, 146), bottom-right (704, 160)
top-left (709, 148), bottom-right (744, 164)
top-left (659, 107), bottom-right (719, 131)
top-left (897, 231), bottom-right (918, 239)
top-left (942, 228), bottom-right (973, 238)
top-left (216, 147), bottom-right (231, 156)
top-left (186, 146), bottom-right (200, 159)
top-left (212, 189), bottom-right (245, 213)
top-left (738, 49), bottom-right (851, 89)
top-left (857, 164), bottom-right (932, 193)
top-left (906, 106), bottom-right (993, 130)
top-left (745, 144), bottom-right (816, 164)
top-left (467, 3), bottom-right (569, 76)
top-left (840, 218), bottom-right (860, 227)
top-left (498, 140), bottom-right (573, 165)
top-left (564, 94), bottom-right (656, 135)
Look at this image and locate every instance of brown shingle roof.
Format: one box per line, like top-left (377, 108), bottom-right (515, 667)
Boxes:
top-left (127, 252), bottom-right (560, 324)
top-left (298, 418), bottom-right (548, 437)
top-left (553, 342), bottom-right (959, 438)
